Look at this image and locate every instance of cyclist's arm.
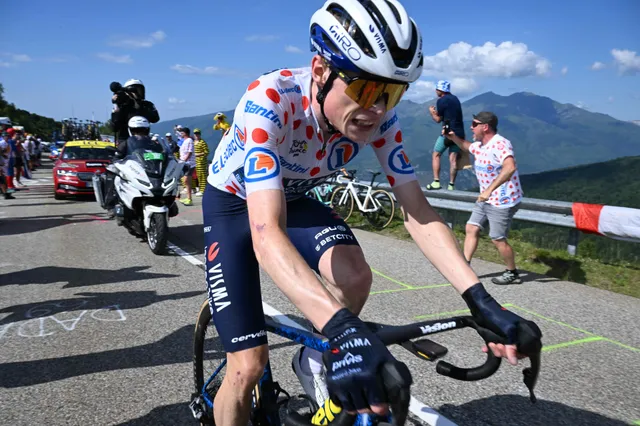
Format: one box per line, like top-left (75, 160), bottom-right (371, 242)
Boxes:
top-left (392, 181), bottom-right (477, 294)
top-left (247, 190), bottom-right (343, 329)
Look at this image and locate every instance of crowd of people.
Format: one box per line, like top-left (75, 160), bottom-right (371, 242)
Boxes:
top-left (0, 125), bottom-right (44, 200)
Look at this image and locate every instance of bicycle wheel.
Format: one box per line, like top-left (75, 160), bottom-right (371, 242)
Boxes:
top-left (330, 186), bottom-right (354, 222)
top-left (365, 189), bottom-right (395, 229)
top-left (193, 299), bottom-right (227, 425)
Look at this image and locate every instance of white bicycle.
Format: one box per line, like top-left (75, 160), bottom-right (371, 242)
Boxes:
top-left (330, 170), bottom-right (396, 230)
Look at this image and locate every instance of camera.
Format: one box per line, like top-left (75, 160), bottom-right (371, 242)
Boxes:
top-left (443, 119), bottom-right (451, 135)
top-left (110, 81), bottom-right (134, 107)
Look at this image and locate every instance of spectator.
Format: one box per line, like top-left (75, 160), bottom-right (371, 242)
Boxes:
top-left (427, 80), bottom-right (466, 191)
top-left (445, 111), bottom-right (523, 285)
top-left (193, 128), bottom-right (209, 197)
top-left (178, 127), bottom-right (195, 206)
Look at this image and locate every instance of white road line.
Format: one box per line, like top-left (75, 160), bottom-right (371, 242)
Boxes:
top-left (168, 240), bottom-right (458, 426)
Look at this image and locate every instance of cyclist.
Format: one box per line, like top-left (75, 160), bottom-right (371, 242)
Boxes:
top-left (203, 1), bottom-right (541, 425)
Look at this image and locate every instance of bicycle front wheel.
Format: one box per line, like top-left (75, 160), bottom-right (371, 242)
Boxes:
top-left (330, 187), bottom-right (354, 222)
top-left (365, 189), bottom-right (395, 229)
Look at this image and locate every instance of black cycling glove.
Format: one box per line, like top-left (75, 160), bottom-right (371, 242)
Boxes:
top-left (321, 308), bottom-right (412, 412)
top-left (462, 283), bottom-right (542, 352)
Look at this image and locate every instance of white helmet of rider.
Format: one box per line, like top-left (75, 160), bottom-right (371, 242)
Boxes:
top-left (127, 116), bottom-right (150, 136)
top-left (309, 0), bottom-right (423, 83)
top-left (123, 78), bottom-right (145, 99)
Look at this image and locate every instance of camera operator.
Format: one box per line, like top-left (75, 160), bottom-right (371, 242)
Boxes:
top-left (111, 79), bottom-right (159, 148)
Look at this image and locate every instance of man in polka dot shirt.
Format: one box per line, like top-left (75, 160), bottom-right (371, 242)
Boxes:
top-left (445, 111), bottom-right (523, 285)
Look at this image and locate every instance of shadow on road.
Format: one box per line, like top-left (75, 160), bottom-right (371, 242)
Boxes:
top-left (115, 403), bottom-right (193, 425)
top-left (439, 394), bottom-right (630, 426)
top-left (0, 265), bottom-right (180, 288)
top-left (0, 213), bottom-right (107, 236)
top-left (0, 289), bottom-right (203, 326)
top-left (0, 324), bottom-right (297, 388)
top-left (168, 224), bottom-right (205, 256)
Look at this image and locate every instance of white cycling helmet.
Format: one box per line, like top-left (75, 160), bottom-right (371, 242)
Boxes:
top-left (309, 0), bottom-right (423, 83)
top-left (127, 116), bottom-right (150, 136)
top-left (123, 78), bottom-right (145, 99)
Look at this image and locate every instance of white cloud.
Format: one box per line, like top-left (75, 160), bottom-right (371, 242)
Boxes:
top-left (561, 66), bottom-right (568, 75)
top-left (405, 77), bottom-right (479, 102)
top-left (11, 54), bottom-right (31, 62)
top-left (245, 34), bottom-right (280, 42)
top-left (591, 61), bottom-right (606, 70)
top-left (285, 45), bottom-right (303, 54)
top-left (169, 64), bottom-right (240, 76)
top-left (0, 52), bottom-right (32, 66)
top-left (575, 101), bottom-right (590, 110)
top-left (168, 97), bottom-right (186, 104)
top-left (422, 41), bottom-right (551, 79)
top-left (0, 61), bottom-right (14, 68)
top-left (109, 30), bottom-right (166, 49)
top-left (611, 49), bottom-right (640, 75)
top-left (97, 53), bottom-right (133, 64)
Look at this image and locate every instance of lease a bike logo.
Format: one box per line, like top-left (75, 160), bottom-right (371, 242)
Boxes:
top-left (327, 138), bottom-right (359, 171)
top-left (388, 145), bottom-right (414, 174)
top-left (244, 147), bottom-right (280, 182)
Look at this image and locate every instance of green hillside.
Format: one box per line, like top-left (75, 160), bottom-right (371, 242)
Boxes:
top-left (520, 155), bottom-right (640, 208)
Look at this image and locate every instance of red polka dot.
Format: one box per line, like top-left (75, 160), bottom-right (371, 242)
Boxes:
top-left (317, 131), bottom-right (323, 142)
top-left (310, 167), bottom-right (320, 176)
top-left (372, 138), bottom-right (386, 148)
top-left (293, 119), bottom-right (302, 130)
top-left (225, 185), bottom-right (237, 195)
top-left (306, 125), bottom-right (314, 139)
top-left (291, 102), bottom-right (296, 115)
top-left (252, 128), bottom-right (269, 143)
top-left (280, 69), bottom-right (293, 77)
top-left (302, 96), bottom-right (310, 110)
top-left (266, 88), bottom-right (280, 103)
top-left (248, 80), bottom-right (260, 91)
top-left (316, 149), bottom-right (325, 160)
top-left (284, 111), bottom-right (289, 125)
top-left (387, 175), bottom-right (395, 186)
top-left (394, 130), bottom-right (402, 143)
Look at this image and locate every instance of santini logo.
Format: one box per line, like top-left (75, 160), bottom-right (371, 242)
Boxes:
top-left (420, 321), bottom-right (456, 334)
top-left (332, 352), bottom-right (363, 372)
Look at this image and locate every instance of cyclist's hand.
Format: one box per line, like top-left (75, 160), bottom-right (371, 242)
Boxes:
top-left (462, 283), bottom-right (543, 362)
top-left (321, 308), bottom-right (412, 416)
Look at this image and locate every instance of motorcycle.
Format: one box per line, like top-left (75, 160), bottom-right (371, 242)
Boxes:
top-left (93, 137), bottom-right (187, 254)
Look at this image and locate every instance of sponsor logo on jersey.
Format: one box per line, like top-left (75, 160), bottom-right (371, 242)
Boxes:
top-left (245, 100), bottom-right (282, 129)
top-left (279, 156), bottom-right (310, 174)
top-left (380, 113), bottom-right (398, 133)
top-left (388, 145), bottom-right (414, 174)
top-left (211, 125), bottom-right (245, 174)
top-left (244, 147), bottom-right (280, 182)
top-left (278, 85), bottom-right (302, 95)
top-left (327, 138), bottom-right (359, 171)
top-left (289, 139), bottom-right (308, 157)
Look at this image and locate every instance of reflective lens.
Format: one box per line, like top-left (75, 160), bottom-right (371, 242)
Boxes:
top-left (343, 79), bottom-right (408, 111)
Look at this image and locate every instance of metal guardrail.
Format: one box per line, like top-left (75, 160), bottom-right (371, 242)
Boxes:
top-left (364, 181), bottom-right (582, 255)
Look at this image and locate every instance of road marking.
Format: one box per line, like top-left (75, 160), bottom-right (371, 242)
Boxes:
top-left (415, 303), bottom-right (639, 353)
top-left (371, 267), bottom-right (413, 289)
top-left (370, 284), bottom-right (449, 295)
top-left (168, 240), bottom-right (458, 426)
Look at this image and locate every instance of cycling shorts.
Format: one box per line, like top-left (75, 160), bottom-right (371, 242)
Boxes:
top-left (202, 184), bottom-right (360, 353)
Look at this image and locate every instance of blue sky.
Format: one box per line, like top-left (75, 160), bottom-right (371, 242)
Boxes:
top-left (2, 0), bottom-right (639, 124)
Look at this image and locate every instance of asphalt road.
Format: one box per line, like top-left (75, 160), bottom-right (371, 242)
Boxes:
top-left (1, 161), bottom-right (638, 426)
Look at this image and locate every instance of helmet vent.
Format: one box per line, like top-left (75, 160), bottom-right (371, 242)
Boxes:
top-left (327, 3), bottom-right (377, 59)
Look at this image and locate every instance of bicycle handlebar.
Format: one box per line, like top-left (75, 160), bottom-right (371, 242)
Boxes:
top-left (284, 315), bottom-right (541, 426)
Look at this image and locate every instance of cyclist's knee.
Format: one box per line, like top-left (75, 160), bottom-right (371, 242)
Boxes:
top-left (225, 345), bottom-right (269, 391)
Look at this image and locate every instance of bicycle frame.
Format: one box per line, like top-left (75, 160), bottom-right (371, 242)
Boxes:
top-left (335, 176), bottom-right (381, 214)
top-left (198, 313), bottom-right (541, 426)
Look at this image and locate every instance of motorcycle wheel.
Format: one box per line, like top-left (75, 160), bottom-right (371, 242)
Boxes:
top-left (147, 213), bottom-right (168, 255)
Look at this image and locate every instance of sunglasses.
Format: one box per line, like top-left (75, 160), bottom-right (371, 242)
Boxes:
top-left (330, 64), bottom-right (409, 112)
top-left (471, 121), bottom-right (486, 128)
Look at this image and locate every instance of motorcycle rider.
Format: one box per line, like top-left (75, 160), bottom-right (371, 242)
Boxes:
top-left (104, 116), bottom-right (152, 217)
top-left (111, 79), bottom-right (159, 150)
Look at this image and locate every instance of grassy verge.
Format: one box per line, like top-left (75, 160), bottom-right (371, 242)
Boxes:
top-left (347, 211), bottom-right (640, 299)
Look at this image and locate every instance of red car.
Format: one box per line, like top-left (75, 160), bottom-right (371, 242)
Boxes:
top-left (53, 140), bottom-right (116, 200)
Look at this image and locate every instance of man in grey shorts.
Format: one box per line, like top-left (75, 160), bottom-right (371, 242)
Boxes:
top-left (445, 111), bottom-right (523, 285)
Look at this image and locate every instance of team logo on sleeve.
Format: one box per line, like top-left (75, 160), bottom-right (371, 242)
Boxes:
top-left (327, 138), bottom-right (359, 171)
top-left (244, 147), bottom-right (280, 182)
top-left (388, 146), bottom-right (414, 174)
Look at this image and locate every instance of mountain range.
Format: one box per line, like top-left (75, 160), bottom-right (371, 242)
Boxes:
top-left (151, 91), bottom-right (640, 189)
